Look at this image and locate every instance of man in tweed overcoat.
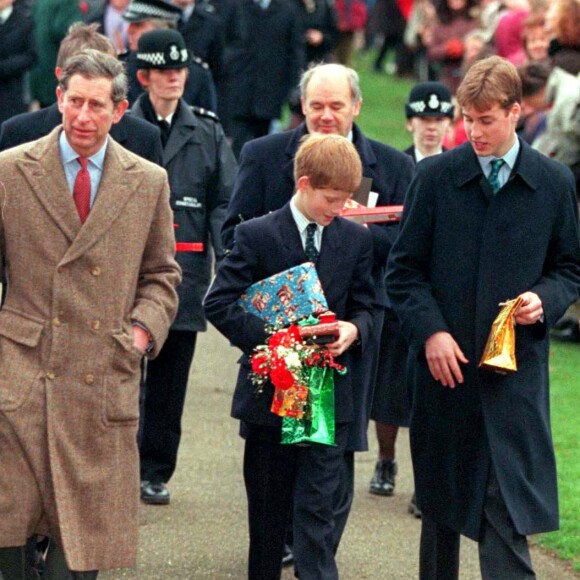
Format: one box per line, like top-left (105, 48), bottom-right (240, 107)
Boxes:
top-left (0, 50), bottom-right (181, 578)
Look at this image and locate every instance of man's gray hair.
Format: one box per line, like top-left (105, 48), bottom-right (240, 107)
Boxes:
top-left (299, 63), bottom-right (362, 105)
top-left (59, 49), bottom-right (128, 105)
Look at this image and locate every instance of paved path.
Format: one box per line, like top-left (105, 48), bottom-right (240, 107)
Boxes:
top-left (102, 328), bottom-right (578, 579)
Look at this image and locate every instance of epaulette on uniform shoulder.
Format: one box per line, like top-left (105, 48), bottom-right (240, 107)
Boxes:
top-left (191, 106), bottom-right (220, 122)
top-left (199, 1), bottom-right (216, 14)
top-left (191, 55), bottom-right (210, 70)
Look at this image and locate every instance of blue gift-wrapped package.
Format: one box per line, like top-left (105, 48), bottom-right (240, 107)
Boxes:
top-left (238, 262), bottom-right (328, 328)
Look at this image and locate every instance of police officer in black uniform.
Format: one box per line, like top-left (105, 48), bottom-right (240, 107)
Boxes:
top-left (120, 0), bottom-right (217, 110)
top-left (131, 28), bottom-right (238, 505)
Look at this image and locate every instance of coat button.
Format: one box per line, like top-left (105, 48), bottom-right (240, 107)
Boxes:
top-left (84, 374), bottom-right (95, 385)
top-left (91, 320), bottom-right (101, 330)
top-left (46, 371), bottom-right (56, 380)
top-left (57, 267), bottom-right (64, 274)
top-left (91, 266), bottom-right (101, 277)
top-left (52, 317), bottom-right (61, 327)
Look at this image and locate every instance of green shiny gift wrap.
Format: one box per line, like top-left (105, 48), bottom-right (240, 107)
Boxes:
top-left (281, 366), bottom-right (338, 446)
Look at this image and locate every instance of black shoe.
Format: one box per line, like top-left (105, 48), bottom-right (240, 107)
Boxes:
top-left (369, 460), bottom-right (397, 496)
top-left (408, 492), bottom-right (422, 518)
top-left (550, 317), bottom-right (580, 343)
top-left (140, 481), bottom-right (170, 505)
top-left (282, 544), bottom-right (294, 568)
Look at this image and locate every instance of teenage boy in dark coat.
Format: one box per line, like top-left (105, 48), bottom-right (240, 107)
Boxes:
top-left (205, 133), bottom-right (375, 580)
top-left (386, 56), bottom-right (580, 579)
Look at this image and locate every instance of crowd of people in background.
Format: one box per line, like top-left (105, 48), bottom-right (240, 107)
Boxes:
top-left (2, 0), bottom-right (579, 168)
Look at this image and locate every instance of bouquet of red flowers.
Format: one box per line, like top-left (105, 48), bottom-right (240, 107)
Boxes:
top-left (250, 317), bottom-right (346, 446)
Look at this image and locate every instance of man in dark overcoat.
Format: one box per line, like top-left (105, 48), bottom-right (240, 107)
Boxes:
top-left (222, 62), bottom-right (414, 566)
top-left (194, 0), bottom-right (246, 136)
top-left (131, 29), bottom-right (237, 504)
top-left (173, 0), bottom-right (224, 82)
top-left (386, 56), bottom-right (580, 579)
top-left (0, 0), bottom-right (37, 127)
top-left (223, 0), bottom-right (305, 157)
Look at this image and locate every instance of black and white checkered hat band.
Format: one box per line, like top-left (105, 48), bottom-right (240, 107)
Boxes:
top-left (137, 51), bottom-right (167, 66)
top-left (126, 1), bottom-right (180, 20)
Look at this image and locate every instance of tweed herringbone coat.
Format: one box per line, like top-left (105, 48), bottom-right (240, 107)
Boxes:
top-left (0, 127), bottom-right (181, 571)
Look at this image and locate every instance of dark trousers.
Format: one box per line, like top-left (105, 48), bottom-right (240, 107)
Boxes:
top-left (139, 329), bottom-right (197, 483)
top-left (243, 423), bottom-right (349, 580)
top-left (285, 446), bottom-right (354, 563)
top-left (0, 542), bottom-right (98, 580)
top-left (331, 450), bottom-right (355, 552)
top-left (419, 467), bottom-right (536, 580)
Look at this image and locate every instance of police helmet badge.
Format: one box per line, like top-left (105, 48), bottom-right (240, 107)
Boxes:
top-left (427, 94), bottom-right (440, 110)
top-left (169, 44), bottom-right (180, 62)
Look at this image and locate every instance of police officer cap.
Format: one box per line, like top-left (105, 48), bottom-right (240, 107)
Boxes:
top-left (137, 29), bottom-right (190, 70)
top-left (123, 0), bottom-right (182, 23)
top-left (405, 82), bottom-right (454, 118)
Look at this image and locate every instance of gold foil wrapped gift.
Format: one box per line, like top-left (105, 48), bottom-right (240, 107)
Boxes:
top-left (479, 297), bottom-right (524, 374)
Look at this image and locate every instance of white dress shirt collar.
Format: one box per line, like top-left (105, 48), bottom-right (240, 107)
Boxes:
top-left (0, 6), bottom-right (14, 24)
top-left (290, 197), bottom-right (323, 252)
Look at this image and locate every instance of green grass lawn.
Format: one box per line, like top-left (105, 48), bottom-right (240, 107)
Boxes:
top-left (539, 343), bottom-right (580, 571)
top-left (353, 50), bottom-right (416, 150)
top-left (352, 48), bottom-right (580, 570)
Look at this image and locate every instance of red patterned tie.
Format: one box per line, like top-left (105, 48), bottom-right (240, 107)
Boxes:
top-left (73, 157), bottom-right (91, 224)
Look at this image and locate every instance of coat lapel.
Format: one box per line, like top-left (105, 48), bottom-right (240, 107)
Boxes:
top-left (316, 219), bottom-right (341, 289)
top-left (451, 142), bottom-right (493, 202)
top-left (353, 123), bottom-right (379, 188)
top-left (162, 104), bottom-right (199, 166)
top-left (17, 126), bottom-right (81, 244)
top-left (276, 205), bottom-right (308, 268)
top-left (283, 125), bottom-right (307, 186)
top-left (509, 139), bottom-right (540, 191)
top-left (60, 138), bottom-right (145, 266)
